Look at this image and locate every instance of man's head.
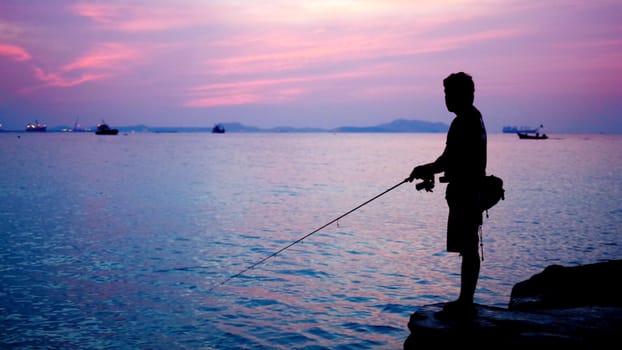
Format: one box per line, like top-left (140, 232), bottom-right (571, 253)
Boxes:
top-left (443, 72), bottom-right (475, 113)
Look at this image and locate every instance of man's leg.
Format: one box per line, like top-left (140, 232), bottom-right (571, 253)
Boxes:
top-left (459, 247), bottom-right (480, 304)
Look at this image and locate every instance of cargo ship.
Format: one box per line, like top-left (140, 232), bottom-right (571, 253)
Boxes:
top-left (26, 120), bottom-right (47, 132)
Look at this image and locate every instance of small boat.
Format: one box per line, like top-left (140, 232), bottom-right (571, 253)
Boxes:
top-left (516, 124), bottom-right (547, 139)
top-left (212, 124), bottom-right (225, 134)
top-left (517, 132), bottom-right (548, 140)
top-left (95, 121), bottom-right (119, 135)
top-left (26, 120), bottom-right (47, 132)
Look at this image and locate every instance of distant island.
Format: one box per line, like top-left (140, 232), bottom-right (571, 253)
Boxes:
top-left (207, 118), bottom-right (449, 133)
top-left (118, 119), bottom-right (448, 133)
top-left (3, 118), bottom-right (449, 133)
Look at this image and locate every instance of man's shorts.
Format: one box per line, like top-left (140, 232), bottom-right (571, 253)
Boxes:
top-left (445, 183), bottom-right (482, 254)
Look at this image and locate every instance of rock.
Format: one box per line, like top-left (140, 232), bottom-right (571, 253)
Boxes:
top-left (509, 259), bottom-right (622, 310)
top-left (404, 260), bottom-right (622, 348)
top-left (404, 303), bottom-right (622, 348)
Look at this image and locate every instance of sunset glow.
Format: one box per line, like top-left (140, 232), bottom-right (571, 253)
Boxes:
top-left (0, 0), bottom-right (620, 132)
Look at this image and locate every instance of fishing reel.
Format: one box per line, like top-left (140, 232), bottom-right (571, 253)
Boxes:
top-left (415, 175), bottom-right (435, 192)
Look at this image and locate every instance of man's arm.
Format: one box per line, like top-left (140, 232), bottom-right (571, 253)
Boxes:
top-left (407, 147), bottom-right (447, 183)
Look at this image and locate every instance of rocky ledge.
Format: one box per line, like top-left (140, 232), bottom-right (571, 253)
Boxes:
top-left (404, 259), bottom-right (622, 348)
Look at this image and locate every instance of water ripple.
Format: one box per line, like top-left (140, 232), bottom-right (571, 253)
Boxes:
top-left (1, 133), bottom-right (621, 349)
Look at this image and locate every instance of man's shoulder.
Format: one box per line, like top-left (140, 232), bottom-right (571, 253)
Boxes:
top-left (450, 109), bottom-right (485, 136)
top-left (469, 105), bottom-right (482, 118)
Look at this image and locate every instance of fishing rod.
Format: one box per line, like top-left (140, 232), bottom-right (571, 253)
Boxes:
top-left (208, 178), bottom-right (410, 292)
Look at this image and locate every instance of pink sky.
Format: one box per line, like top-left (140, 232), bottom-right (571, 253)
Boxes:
top-left (1, 0), bottom-right (621, 132)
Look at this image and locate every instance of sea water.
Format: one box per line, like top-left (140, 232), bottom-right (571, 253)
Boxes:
top-left (1, 132), bottom-right (620, 349)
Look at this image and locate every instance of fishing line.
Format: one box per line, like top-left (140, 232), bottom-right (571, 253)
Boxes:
top-left (208, 178), bottom-right (409, 292)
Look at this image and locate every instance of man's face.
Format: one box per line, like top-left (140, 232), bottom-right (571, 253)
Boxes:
top-left (444, 88), bottom-right (458, 113)
top-left (444, 87), bottom-right (471, 113)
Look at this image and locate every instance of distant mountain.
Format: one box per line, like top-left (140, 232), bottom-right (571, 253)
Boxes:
top-left (333, 118), bottom-right (448, 133)
top-left (41, 119), bottom-right (449, 133)
top-left (217, 122), bottom-right (262, 132)
top-left (222, 119), bottom-right (448, 133)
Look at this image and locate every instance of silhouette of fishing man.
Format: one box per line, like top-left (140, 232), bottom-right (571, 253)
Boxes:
top-left (408, 72), bottom-right (487, 316)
